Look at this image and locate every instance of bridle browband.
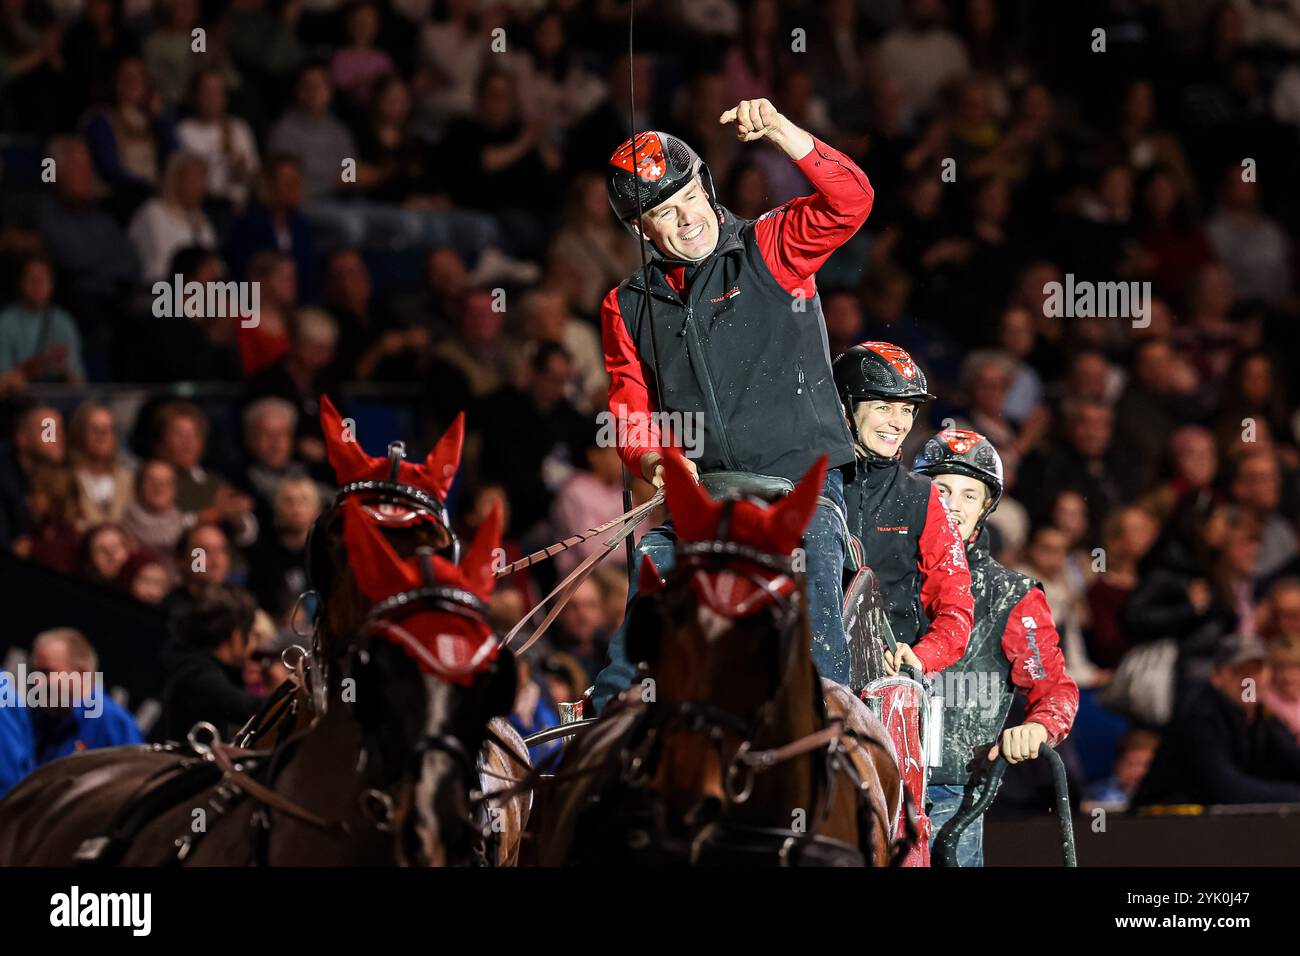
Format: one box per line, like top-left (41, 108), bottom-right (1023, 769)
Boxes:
top-left (363, 584), bottom-right (488, 626)
top-left (336, 439), bottom-right (458, 558)
top-left (328, 439), bottom-right (458, 570)
top-left (303, 439), bottom-right (461, 657)
top-left (675, 538), bottom-right (796, 574)
top-left (337, 479), bottom-right (451, 528)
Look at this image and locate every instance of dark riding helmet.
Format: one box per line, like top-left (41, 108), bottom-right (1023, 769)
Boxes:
top-left (832, 341), bottom-right (936, 409)
top-left (607, 131), bottom-right (718, 233)
top-left (912, 428), bottom-right (1005, 519)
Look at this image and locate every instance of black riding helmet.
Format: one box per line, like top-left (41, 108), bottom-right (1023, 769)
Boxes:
top-left (833, 341), bottom-right (935, 450)
top-left (833, 341), bottom-right (935, 406)
top-left (607, 131), bottom-right (718, 235)
top-left (913, 427), bottom-right (1005, 527)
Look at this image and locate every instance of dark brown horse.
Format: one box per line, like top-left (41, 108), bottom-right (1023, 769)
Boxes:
top-left (535, 453), bottom-right (905, 866)
top-left (240, 397), bottom-right (532, 863)
top-left (235, 395), bottom-right (466, 748)
top-left (0, 497), bottom-right (520, 865)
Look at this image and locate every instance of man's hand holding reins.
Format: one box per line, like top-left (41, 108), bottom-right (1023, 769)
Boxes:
top-left (639, 450), bottom-right (699, 489)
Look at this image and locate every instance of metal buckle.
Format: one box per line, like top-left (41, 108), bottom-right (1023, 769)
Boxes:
top-left (725, 743), bottom-right (755, 804)
top-left (73, 836), bottom-right (110, 862)
top-left (187, 721), bottom-right (220, 757)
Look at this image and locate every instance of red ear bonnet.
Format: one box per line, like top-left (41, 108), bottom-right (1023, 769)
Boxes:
top-left (342, 496), bottom-right (501, 683)
top-left (659, 449), bottom-right (827, 617)
top-left (319, 394), bottom-right (463, 504)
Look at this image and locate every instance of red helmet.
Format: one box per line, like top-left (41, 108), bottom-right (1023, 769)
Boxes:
top-left (606, 131), bottom-right (717, 229)
top-left (833, 341), bottom-right (935, 408)
top-left (913, 427), bottom-right (1005, 517)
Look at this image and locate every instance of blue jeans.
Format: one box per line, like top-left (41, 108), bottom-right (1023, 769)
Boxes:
top-left (927, 784), bottom-right (985, 867)
top-left (591, 467), bottom-right (850, 712)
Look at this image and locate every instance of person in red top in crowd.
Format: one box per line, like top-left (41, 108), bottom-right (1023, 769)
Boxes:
top-left (591, 98), bottom-right (874, 711)
top-left (913, 428), bottom-right (1079, 866)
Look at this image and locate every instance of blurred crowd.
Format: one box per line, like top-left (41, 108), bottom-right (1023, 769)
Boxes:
top-left (2, 0), bottom-right (1300, 808)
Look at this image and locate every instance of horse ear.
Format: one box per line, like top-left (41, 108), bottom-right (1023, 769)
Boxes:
top-left (637, 553), bottom-right (664, 595)
top-left (421, 412), bottom-right (464, 501)
top-left (461, 498), bottom-right (503, 598)
top-left (341, 497), bottom-right (421, 600)
top-left (769, 454), bottom-right (827, 553)
top-left (319, 394), bottom-right (377, 483)
top-left (661, 449), bottom-right (717, 541)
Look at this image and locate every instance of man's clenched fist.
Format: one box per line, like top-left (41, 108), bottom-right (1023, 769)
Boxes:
top-left (719, 98), bottom-right (784, 143)
top-left (719, 98), bottom-right (814, 160)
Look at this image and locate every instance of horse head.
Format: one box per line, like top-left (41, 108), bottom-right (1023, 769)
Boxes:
top-left (310, 395), bottom-right (464, 658)
top-left (339, 495), bottom-right (518, 866)
top-left (623, 451), bottom-right (828, 809)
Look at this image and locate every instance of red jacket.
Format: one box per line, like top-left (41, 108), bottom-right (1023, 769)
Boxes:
top-left (846, 460), bottom-right (974, 674)
top-left (1000, 587), bottom-right (1079, 744)
top-left (914, 486), bottom-right (976, 673)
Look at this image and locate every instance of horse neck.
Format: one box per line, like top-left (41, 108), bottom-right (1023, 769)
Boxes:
top-left (267, 705), bottom-right (369, 829)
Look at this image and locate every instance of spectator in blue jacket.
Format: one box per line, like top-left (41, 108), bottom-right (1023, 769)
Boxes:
top-left (26, 628), bottom-right (143, 766)
top-left (0, 673), bottom-right (35, 799)
top-left (226, 153), bottom-right (319, 296)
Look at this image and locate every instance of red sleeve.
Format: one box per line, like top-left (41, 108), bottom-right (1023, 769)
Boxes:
top-left (601, 287), bottom-right (661, 474)
top-left (911, 485), bottom-right (974, 674)
top-left (1001, 588), bottom-right (1080, 745)
top-left (752, 136), bottom-right (875, 297)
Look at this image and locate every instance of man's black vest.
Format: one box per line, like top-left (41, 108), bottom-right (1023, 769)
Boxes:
top-left (931, 527), bottom-right (1040, 787)
top-left (613, 205), bottom-right (855, 482)
top-left (843, 456), bottom-right (934, 646)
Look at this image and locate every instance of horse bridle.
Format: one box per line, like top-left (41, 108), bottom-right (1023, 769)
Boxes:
top-left (296, 440), bottom-right (461, 707)
top-left (346, 547), bottom-right (505, 788)
top-left (611, 508), bottom-right (890, 864)
top-left (191, 547), bottom-right (501, 859)
top-left (305, 440), bottom-right (460, 614)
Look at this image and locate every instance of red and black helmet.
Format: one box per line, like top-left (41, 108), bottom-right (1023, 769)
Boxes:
top-left (606, 131), bottom-right (717, 230)
top-left (912, 427), bottom-right (1005, 516)
top-left (832, 341), bottom-right (935, 408)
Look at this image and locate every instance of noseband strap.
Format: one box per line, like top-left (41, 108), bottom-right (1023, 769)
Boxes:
top-left (675, 539), bottom-right (795, 574)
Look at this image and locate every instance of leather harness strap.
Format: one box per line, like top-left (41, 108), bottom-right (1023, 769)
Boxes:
top-left (502, 494), bottom-right (662, 655)
top-left (75, 752), bottom-right (224, 866)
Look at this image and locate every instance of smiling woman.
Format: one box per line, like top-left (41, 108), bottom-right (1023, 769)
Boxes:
top-left (853, 399), bottom-right (918, 459)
